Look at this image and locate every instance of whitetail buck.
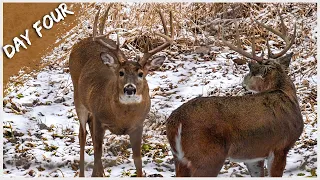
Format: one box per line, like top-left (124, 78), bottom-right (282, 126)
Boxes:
top-left (69, 5), bottom-right (174, 177)
top-left (166, 13), bottom-right (303, 177)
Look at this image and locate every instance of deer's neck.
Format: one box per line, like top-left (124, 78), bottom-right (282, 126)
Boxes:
top-left (275, 76), bottom-right (299, 106)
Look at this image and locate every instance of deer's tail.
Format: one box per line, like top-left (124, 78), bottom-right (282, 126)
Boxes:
top-left (166, 122), bottom-right (192, 176)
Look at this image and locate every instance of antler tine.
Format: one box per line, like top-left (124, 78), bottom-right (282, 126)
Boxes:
top-left (99, 4), bottom-right (112, 35)
top-left (169, 11), bottom-right (174, 38)
top-left (272, 22), bottom-right (296, 58)
top-left (235, 21), bottom-right (241, 47)
top-left (92, 8), bottom-right (101, 40)
top-left (158, 9), bottom-right (168, 35)
top-left (266, 36), bottom-right (272, 58)
top-left (221, 35), bottom-right (263, 62)
top-left (277, 7), bottom-right (288, 36)
top-left (116, 32), bottom-right (120, 50)
top-left (255, 12), bottom-right (296, 59)
top-left (92, 5), bottom-right (118, 51)
top-left (97, 39), bottom-right (117, 50)
top-left (254, 20), bottom-right (289, 43)
top-left (95, 29), bottom-right (118, 39)
top-left (220, 21), bottom-right (264, 62)
top-left (140, 10), bottom-right (174, 65)
top-left (96, 31), bottom-right (120, 51)
top-left (251, 33), bottom-right (256, 59)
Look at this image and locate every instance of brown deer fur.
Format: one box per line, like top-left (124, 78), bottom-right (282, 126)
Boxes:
top-left (69, 7), bottom-right (173, 177)
top-left (166, 53), bottom-right (303, 177)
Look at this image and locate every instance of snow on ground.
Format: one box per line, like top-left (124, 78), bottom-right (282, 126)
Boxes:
top-left (3, 3), bottom-right (317, 178)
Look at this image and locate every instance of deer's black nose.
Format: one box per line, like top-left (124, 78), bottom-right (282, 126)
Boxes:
top-left (124, 84), bottom-right (136, 95)
top-left (242, 84), bottom-right (247, 90)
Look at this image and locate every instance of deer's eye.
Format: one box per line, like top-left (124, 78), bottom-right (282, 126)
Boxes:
top-left (138, 72), bottom-right (143, 78)
top-left (119, 71), bottom-right (124, 77)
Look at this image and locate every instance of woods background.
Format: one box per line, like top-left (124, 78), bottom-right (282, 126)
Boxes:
top-left (2, 3), bottom-right (317, 177)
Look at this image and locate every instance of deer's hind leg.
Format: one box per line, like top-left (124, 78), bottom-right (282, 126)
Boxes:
top-left (174, 158), bottom-right (191, 177)
top-left (87, 114), bottom-right (94, 139)
top-left (190, 148), bottom-right (227, 177)
top-left (74, 99), bottom-right (89, 177)
top-left (78, 124), bottom-right (87, 177)
top-left (267, 149), bottom-right (289, 177)
top-left (245, 160), bottom-right (265, 177)
top-left (187, 131), bottom-right (229, 177)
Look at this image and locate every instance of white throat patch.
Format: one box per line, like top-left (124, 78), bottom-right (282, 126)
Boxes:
top-left (248, 89), bottom-right (259, 94)
top-left (119, 94), bottom-right (142, 104)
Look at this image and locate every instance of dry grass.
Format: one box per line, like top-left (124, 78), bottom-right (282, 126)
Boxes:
top-left (4, 3), bottom-right (316, 96)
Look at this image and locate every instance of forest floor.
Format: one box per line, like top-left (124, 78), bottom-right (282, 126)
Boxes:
top-left (3, 3), bottom-right (317, 177)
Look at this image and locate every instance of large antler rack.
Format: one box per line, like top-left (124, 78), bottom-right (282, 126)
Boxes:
top-left (92, 4), bottom-right (120, 51)
top-left (139, 10), bottom-right (174, 66)
top-left (254, 9), bottom-right (296, 59)
top-left (221, 9), bottom-right (296, 62)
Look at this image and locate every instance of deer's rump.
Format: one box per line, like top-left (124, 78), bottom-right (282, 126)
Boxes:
top-left (166, 90), bottom-right (303, 161)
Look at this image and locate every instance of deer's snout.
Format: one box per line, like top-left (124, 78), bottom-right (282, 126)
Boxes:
top-left (242, 83), bottom-right (247, 90)
top-left (124, 84), bottom-right (136, 95)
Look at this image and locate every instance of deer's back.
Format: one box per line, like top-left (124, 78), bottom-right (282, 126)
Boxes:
top-left (166, 90), bottom-right (303, 158)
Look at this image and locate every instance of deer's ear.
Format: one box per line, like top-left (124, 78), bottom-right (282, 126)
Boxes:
top-left (144, 56), bottom-right (166, 71)
top-left (100, 52), bottom-right (118, 68)
top-left (275, 52), bottom-right (293, 69)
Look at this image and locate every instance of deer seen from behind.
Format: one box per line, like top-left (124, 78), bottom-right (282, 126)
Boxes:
top-left (69, 5), bottom-right (174, 177)
top-left (166, 12), bottom-right (303, 177)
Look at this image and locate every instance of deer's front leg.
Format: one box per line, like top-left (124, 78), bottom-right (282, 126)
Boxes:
top-left (129, 125), bottom-right (143, 177)
top-left (92, 118), bottom-right (105, 177)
